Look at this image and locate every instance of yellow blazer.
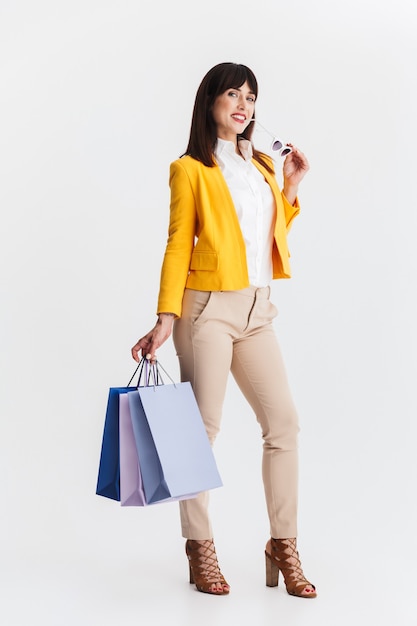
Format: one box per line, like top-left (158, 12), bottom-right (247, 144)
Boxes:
top-left (157, 154), bottom-right (300, 317)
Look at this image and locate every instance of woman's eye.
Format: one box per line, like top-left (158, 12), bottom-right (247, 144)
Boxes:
top-left (227, 91), bottom-right (255, 102)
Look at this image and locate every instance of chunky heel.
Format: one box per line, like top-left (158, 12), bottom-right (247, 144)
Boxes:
top-left (265, 552), bottom-right (279, 587)
top-left (189, 562), bottom-right (195, 584)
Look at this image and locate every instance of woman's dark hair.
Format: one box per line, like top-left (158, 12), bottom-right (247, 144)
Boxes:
top-left (184, 62), bottom-right (274, 174)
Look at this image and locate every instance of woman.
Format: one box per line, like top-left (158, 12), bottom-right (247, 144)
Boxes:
top-left (131, 62), bottom-right (316, 598)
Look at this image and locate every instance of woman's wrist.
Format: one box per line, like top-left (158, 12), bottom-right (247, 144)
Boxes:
top-left (157, 312), bottom-right (176, 323)
top-left (283, 184), bottom-right (298, 206)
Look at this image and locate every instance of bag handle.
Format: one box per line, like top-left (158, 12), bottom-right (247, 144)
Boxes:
top-left (126, 357), bottom-right (176, 388)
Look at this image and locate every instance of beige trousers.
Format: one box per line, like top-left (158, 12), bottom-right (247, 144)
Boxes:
top-left (172, 286), bottom-right (299, 540)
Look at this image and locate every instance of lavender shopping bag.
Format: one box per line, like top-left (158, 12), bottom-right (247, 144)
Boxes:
top-left (128, 364), bottom-right (222, 505)
top-left (119, 393), bottom-right (146, 506)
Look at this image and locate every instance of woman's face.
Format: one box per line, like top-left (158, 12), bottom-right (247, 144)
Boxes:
top-left (211, 80), bottom-right (256, 143)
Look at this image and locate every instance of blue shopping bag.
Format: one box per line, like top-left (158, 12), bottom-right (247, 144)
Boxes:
top-left (96, 360), bottom-right (149, 501)
top-left (96, 385), bottom-right (137, 501)
top-left (128, 365), bottom-right (223, 505)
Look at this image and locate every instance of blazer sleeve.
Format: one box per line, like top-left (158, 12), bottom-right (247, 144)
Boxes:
top-left (281, 192), bottom-right (300, 232)
top-left (156, 159), bottom-right (197, 318)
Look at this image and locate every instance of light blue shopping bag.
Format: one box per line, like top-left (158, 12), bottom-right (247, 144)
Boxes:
top-left (128, 363), bottom-right (222, 505)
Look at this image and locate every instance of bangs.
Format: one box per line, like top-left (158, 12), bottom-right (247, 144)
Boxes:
top-left (208, 63), bottom-right (258, 99)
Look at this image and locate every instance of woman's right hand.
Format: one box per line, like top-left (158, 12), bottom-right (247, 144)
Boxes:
top-left (131, 313), bottom-right (175, 363)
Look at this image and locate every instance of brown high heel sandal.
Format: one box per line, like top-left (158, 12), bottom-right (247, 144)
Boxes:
top-left (265, 538), bottom-right (317, 598)
top-left (185, 539), bottom-right (230, 595)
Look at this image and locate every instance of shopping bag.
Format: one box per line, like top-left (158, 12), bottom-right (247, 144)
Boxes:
top-left (119, 391), bottom-right (198, 507)
top-left (96, 385), bottom-right (138, 501)
top-left (119, 393), bottom-right (147, 506)
top-left (96, 359), bottom-right (151, 501)
top-left (128, 363), bottom-right (223, 504)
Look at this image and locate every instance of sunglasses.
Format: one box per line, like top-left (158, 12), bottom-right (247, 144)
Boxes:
top-left (250, 119), bottom-right (292, 157)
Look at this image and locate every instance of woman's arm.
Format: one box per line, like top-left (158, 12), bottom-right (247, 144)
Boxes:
top-left (156, 159), bottom-right (197, 317)
top-left (131, 159), bottom-right (197, 362)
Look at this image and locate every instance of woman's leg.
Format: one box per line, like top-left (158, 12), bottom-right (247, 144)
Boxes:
top-left (173, 289), bottom-right (234, 540)
top-left (231, 324), bottom-right (299, 539)
top-left (223, 285), bottom-right (299, 538)
top-left (229, 288), bottom-right (316, 596)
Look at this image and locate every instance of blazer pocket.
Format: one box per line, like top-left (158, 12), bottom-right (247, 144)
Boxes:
top-left (190, 250), bottom-right (219, 271)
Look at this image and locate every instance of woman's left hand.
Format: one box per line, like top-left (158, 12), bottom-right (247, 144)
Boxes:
top-left (282, 145), bottom-right (310, 205)
top-left (283, 145), bottom-right (309, 185)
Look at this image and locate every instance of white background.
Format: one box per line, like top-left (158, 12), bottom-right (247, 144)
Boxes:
top-left (1, 1), bottom-right (416, 624)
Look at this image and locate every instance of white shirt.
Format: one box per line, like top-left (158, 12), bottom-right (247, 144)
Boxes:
top-left (214, 138), bottom-right (276, 287)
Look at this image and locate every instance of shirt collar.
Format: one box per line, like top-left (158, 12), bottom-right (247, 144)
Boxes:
top-left (215, 137), bottom-right (253, 162)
